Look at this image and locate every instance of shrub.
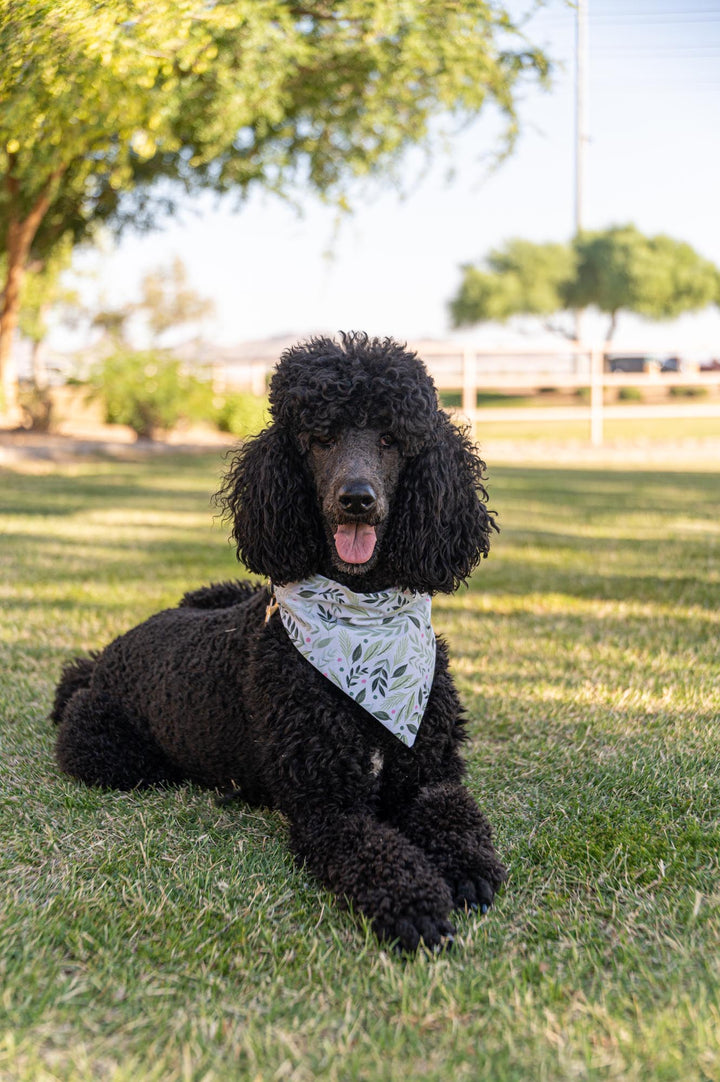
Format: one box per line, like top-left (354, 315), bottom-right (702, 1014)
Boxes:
top-left (439, 391), bottom-right (462, 409)
top-left (89, 351), bottom-right (214, 439)
top-left (214, 391), bottom-right (268, 438)
top-left (618, 386), bottom-right (643, 401)
top-left (669, 385), bottom-right (709, 398)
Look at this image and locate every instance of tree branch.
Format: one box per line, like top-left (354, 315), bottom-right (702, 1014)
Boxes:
top-left (542, 319), bottom-right (575, 341)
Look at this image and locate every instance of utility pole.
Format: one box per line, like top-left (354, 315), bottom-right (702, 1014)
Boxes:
top-left (574, 0), bottom-right (601, 443)
top-left (575, 0), bottom-right (589, 240)
top-left (574, 0), bottom-right (589, 346)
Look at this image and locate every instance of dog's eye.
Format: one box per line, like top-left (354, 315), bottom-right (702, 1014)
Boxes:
top-left (311, 434), bottom-right (336, 449)
top-left (379, 433), bottom-right (397, 449)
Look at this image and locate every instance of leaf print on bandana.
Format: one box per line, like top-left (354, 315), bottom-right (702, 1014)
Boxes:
top-left (273, 574), bottom-right (436, 748)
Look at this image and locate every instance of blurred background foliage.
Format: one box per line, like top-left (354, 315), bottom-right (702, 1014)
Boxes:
top-left (450, 225), bottom-right (720, 341)
top-left (0, 0), bottom-right (550, 417)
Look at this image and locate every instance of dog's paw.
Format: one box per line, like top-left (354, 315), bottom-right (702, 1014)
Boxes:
top-left (450, 875), bottom-right (496, 914)
top-left (373, 912), bottom-right (456, 954)
top-left (448, 855), bottom-right (508, 914)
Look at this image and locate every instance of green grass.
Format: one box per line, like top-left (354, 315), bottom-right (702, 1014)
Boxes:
top-left (475, 414), bottom-right (720, 445)
top-left (440, 391), bottom-right (542, 409)
top-left (1, 451), bottom-right (719, 1081)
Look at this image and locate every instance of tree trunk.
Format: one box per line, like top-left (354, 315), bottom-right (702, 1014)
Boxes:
top-left (0, 225), bottom-right (27, 423)
top-left (605, 310), bottom-right (618, 343)
top-left (31, 333), bottom-right (49, 391)
top-left (0, 166), bottom-right (66, 424)
top-left (22, 336), bottom-right (54, 432)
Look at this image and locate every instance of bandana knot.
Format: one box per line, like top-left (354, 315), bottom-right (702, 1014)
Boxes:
top-left (273, 574), bottom-right (436, 747)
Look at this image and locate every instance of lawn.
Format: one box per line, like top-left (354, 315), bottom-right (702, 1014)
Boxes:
top-left (1, 450), bottom-right (719, 1082)
top-left (475, 414), bottom-right (720, 446)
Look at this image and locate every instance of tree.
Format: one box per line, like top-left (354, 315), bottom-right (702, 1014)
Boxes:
top-left (138, 257), bottom-right (214, 346)
top-left (450, 239), bottom-right (576, 335)
top-left (0, 1), bottom-right (549, 419)
top-left (0, 232), bottom-right (80, 428)
top-left (90, 305), bottom-right (133, 350)
top-left (14, 234), bottom-right (78, 390)
top-left (571, 226), bottom-right (720, 340)
top-left (450, 226), bottom-right (720, 341)
top-left (84, 256), bottom-right (213, 353)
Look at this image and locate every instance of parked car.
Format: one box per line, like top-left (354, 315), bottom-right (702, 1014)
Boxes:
top-left (605, 353), bottom-right (662, 374)
top-left (606, 353), bottom-right (695, 374)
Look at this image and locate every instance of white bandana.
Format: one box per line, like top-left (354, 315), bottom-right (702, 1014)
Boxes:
top-left (273, 574), bottom-right (436, 747)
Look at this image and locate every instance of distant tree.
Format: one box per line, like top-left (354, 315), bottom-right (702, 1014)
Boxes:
top-left (78, 256), bottom-right (213, 357)
top-left (0, 234), bottom-right (80, 429)
top-left (90, 305), bottom-right (133, 350)
top-left (450, 225), bottom-right (720, 341)
top-left (15, 235), bottom-right (79, 391)
top-left (138, 257), bottom-right (214, 345)
top-left (0, 1), bottom-right (549, 418)
top-left (571, 226), bottom-right (720, 340)
top-left (450, 239), bottom-right (576, 337)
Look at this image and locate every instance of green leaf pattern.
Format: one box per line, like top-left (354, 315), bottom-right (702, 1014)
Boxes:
top-left (273, 574), bottom-right (436, 747)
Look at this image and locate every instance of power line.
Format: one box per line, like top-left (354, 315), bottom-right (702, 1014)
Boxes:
top-left (590, 12), bottom-right (720, 20)
top-left (593, 48), bottom-right (720, 54)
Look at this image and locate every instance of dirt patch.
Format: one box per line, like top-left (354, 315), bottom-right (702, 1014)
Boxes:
top-left (0, 424), bottom-right (235, 468)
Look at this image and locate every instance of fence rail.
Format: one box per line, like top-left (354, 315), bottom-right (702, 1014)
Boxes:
top-left (414, 344), bottom-right (720, 446)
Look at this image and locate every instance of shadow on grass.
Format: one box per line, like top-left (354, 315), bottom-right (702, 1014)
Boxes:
top-left (0, 453), bottom-right (225, 519)
top-left (489, 464), bottom-right (720, 515)
top-left (465, 558), bottom-right (717, 609)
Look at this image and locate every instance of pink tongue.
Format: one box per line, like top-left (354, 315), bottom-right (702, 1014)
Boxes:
top-left (334, 523), bottom-right (377, 564)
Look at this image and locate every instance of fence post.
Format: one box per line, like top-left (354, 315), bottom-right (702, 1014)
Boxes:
top-left (251, 362), bottom-right (267, 397)
top-left (462, 347), bottom-right (476, 418)
top-left (590, 346), bottom-right (604, 446)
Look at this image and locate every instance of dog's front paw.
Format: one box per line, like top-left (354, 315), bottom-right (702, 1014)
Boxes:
top-left (449, 859), bottom-right (507, 914)
top-left (450, 875), bottom-right (496, 914)
top-left (373, 911), bottom-right (456, 954)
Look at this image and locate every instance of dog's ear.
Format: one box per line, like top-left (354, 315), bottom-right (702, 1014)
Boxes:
top-left (216, 424), bottom-right (325, 584)
top-left (385, 414), bottom-right (498, 593)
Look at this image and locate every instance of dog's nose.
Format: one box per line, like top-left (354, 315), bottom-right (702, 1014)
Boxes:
top-left (338, 482), bottom-right (377, 516)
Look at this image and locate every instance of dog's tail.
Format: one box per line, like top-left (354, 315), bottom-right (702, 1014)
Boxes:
top-left (50, 654), bottom-right (97, 725)
top-left (178, 579), bottom-right (264, 610)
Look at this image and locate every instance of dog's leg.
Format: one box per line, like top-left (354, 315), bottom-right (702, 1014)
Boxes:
top-left (55, 688), bottom-right (181, 790)
top-left (389, 782), bottom-right (507, 913)
top-left (289, 811), bottom-right (456, 952)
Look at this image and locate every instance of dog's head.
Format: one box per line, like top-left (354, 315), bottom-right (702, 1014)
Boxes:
top-left (217, 332), bottom-right (497, 593)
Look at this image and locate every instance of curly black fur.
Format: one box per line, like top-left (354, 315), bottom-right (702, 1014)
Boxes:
top-left (217, 332), bottom-right (497, 591)
top-left (52, 332), bottom-right (506, 953)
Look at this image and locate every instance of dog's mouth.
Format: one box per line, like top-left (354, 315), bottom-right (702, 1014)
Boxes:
top-left (333, 523), bottom-right (377, 565)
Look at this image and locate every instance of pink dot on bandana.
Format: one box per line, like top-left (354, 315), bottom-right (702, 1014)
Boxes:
top-left (391, 709), bottom-right (396, 715)
top-left (306, 637), bottom-right (311, 643)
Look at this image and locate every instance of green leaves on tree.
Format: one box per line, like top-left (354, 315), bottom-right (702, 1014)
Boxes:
top-left (450, 225), bottom-right (720, 341)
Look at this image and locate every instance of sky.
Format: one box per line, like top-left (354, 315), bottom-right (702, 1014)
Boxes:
top-left (61, 0), bottom-right (720, 356)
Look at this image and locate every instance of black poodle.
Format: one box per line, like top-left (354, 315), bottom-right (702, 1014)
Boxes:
top-left (52, 332), bottom-right (507, 952)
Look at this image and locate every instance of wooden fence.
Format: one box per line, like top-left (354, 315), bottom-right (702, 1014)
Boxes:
top-left (417, 344), bottom-right (720, 446)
